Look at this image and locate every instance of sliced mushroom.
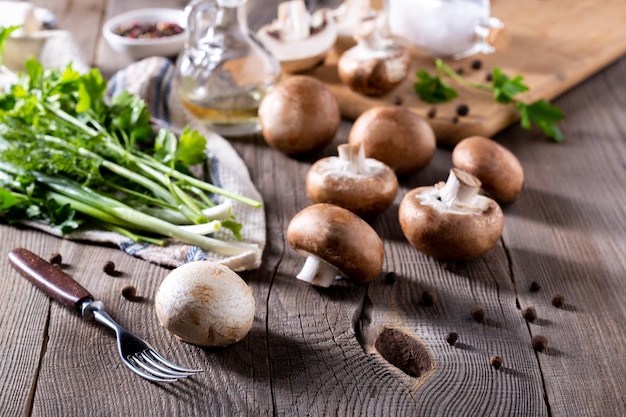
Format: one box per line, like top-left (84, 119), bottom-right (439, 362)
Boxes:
top-left (398, 168), bottom-right (504, 260)
top-left (348, 105), bottom-right (436, 176)
top-left (452, 135), bottom-right (524, 203)
top-left (337, 10), bottom-right (411, 96)
top-left (306, 143), bottom-right (398, 217)
top-left (257, 0), bottom-right (337, 73)
top-left (331, 0), bottom-right (371, 46)
top-left (287, 203), bottom-right (384, 287)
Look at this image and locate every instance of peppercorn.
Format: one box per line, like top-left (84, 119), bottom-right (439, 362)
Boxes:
top-left (48, 253), bottom-right (62, 265)
top-left (551, 293), bottom-right (565, 308)
top-left (531, 335), bottom-right (548, 352)
top-left (529, 281), bottom-right (541, 292)
top-left (121, 285), bottom-right (137, 301)
top-left (522, 306), bottom-right (538, 322)
top-left (421, 290), bottom-right (437, 306)
top-left (103, 260), bottom-right (116, 275)
top-left (426, 107), bottom-right (437, 118)
top-left (384, 271), bottom-right (397, 285)
top-left (456, 67), bottom-right (464, 75)
top-left (485, 72), bottom-right (493, 82)
top-left (452, 115), bottom-right (459, 124)
top-left (470, 305), bottom-right (485, 322)
top-left (394, 96), bottom-right (404, 106)
top-left (490, 355), bottom-right (503, 370)
top-left (445, 332), bottom-right (458, 346)
top-left (455, 103), bottom-right (470, 117)
top-left (470, 59), bottom-right (483, 70)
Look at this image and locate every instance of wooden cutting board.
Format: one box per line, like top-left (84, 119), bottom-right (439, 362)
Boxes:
top-left (305, 0), bottom-right (626, 146)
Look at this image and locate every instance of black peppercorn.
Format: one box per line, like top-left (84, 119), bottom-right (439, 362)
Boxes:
top-left (551, 293), bottom-right (565, 308)
top-left (103, 260), bottom-right (116, 275)
top-left (470, 59), bottom-right (483, 70)
top-left (455, 103), bottom-right (470, 117)
top-left (531, 335), bottom-right (548, 352)
top-left (426, 106), bottom-right (437, 118)
top-left (522, 306), bottom-right (538, 322)
top-left (445, 332), bottom-right (458, 346)
top-left (384, 271), bottom-right (397, 284)
top-left (49, 253), bottom-right (62, 265)
top-left (485, 72), bottom-right (493, 82)
top-left (121, 285), bottom-right (137, 301)
top-left (529, 281), bottom-right (541, 292)
top-left (421, 290), bottom-right (437, 306)
top-left (490, 355), bottom-right (503, 369)
top-left (470, 305), bottom-right (485, 322)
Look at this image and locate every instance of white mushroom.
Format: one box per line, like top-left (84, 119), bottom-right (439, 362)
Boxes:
top-left (256, 0), bottom-right (337, 73)
top-left (306, 143), bottom-right (398, 217)
top-left (155, 261), bottom-right (255, 347)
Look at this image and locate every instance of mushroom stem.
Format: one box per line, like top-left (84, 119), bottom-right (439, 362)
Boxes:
top-left (439, 168), bottom-right (482, 208)
top-left (337, 143), bottom-right (367, 175)
top-left (296, 255), bottom-right (342, 287)
top-left (277, 0), bottom-right (310, 41)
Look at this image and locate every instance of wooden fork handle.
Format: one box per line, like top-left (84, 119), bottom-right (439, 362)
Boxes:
top-left (8, 248), bottom-right (93, 311)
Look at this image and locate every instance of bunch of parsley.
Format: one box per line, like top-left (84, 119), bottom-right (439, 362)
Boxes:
top-left (414, 59), bottom-right (565, 141)
top-left (0, 27), bottom-right (260, 256)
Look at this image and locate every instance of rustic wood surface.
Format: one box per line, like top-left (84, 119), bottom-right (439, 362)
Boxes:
top-left (0, 0), bottom-right (625, 416)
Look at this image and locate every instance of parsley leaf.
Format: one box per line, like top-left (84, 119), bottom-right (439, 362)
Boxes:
top-left (414, 59), bottom-right (565, 141)
top-left (414, 69), bottom-right (458, 103)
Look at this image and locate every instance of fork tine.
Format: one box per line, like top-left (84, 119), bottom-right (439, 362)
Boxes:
top-left (140, 351), bottom-right (199, 377)
top-left (123, 356), bottom-right (179, 383)
top-left (145, 349), bottom-right (203, 374)
top-left (128, 353), bottom-right (188, 382)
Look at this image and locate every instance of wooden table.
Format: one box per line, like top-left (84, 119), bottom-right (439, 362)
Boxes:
top-left (1, 1), bottom-right (625, 416)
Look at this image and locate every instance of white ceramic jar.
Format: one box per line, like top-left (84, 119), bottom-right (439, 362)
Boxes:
top-left (387, 0), bottom-right (505, 59)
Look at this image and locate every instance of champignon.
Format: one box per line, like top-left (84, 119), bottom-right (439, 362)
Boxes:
top-left (452, 135), bottom-right (524, 203)
top-left (337, 10), bottom-right (411, 96)
top-left (348, 105), bottom-right (436, 176)
top-left (287, 203), bottom-right (384, 287)
top-left (155, 261), bottom-right (255, 347)
top-left (306, 143), bottom-right (398, 217)
top-left (398, 168), bottom-right (504, 260)
top-left (256, 0), bottom-right (337, 73)
top-left (258, 75), bottom-right (340, 156)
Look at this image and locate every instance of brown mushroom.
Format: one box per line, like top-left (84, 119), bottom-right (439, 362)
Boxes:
top-left (398, 168), bottom-right (504, 260)
top-left (287, 203), bottom-right (384, 287)
top-left (348, 106), bottom-right (436, 176)
top-left (337, 10), bottom-right (411, 96)
top-left (258, 75), bottom-right (340, 156)
top-left (452, 136), bottom-right (524, 203)
top-left (306, 143), bottom-right (398, 217)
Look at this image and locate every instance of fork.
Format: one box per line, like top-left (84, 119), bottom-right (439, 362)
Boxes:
top-left (8, 247), bottom-right (202, 383)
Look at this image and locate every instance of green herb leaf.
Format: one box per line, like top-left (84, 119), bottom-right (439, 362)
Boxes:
top-left (491, 68), bottom-right (529, 104)
top-left (518, 99), bottom-right (565, 142)
top-left (177, 127), bottom-right (207, 166)
top-left (414, 69), bottom-right (458, 104)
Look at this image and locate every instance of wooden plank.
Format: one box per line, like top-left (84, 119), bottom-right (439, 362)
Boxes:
top-left (498, 57), bottom-right (626, 416)
top-left (305, 0), bottom-right (626, 145)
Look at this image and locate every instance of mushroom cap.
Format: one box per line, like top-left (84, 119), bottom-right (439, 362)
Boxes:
top-left (306, 150), bottom-right (398, 217)
top-left (337, 45), bottom-right (411, 96)
top-left (258, 75), bottom-right (340, 156)
top-left (452, 136), bottom-right (524, 203)
top-left (155, 261), bottom-right (255, 347)
top-left (348, 106), bottom-right (436, 176)
top-left (398, 183), bottom-right (504, 261)
top-left (287, 203), bottom-right (384, 283)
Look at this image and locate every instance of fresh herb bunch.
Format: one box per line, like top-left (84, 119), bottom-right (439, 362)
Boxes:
top-left (0, 29), bottom-right (260, 257)
top-left (414, 59), bottom-right (565, 141)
